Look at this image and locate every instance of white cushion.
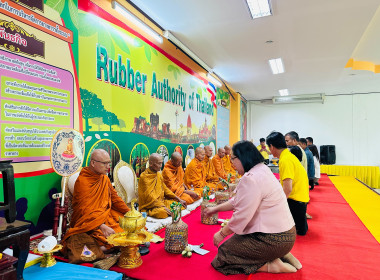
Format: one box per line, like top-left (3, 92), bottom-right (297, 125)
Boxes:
top-left (68, 171), bottom-right (80, 195)
top-left (118, 166), bottom-right (137, 203)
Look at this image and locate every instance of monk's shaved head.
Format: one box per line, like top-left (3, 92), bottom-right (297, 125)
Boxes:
top-left (149, 153), bottom-right (161, 164)
top-left (224, 145), bottom-right (231, 153)
top-left (195, 147), bottom-right (205, 161)
top-left (90, 149), bottom-right (109, 160)
top-left (171, 152), bottom-right (182, 167)
top-left (218, 148), bottom-right (225, 158)
top-left (149, 153), bottom-right (163, 173)
top-left (171, 152), bottom-right (182, 161)
top-left (89, 149), bottom-right (111, 174)
top-left (204, 145), bottom-right (213, 157)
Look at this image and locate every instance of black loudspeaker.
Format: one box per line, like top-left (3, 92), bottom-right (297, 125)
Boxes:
top-left (320, 145), bottom-right (336, 164)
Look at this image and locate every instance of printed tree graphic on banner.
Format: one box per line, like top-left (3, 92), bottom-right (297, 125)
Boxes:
top-left (103, 111), bottom-right (120, 131)
top-left (92, 117), bottom-right (104, 131)
top-left (118, 119), bottom-right (126, 131)
top-left (80, 88), bottom-right (105, 132)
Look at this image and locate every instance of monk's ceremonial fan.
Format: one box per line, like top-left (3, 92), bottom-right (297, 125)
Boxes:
top-left (50, 128), bottom-right (85, 241)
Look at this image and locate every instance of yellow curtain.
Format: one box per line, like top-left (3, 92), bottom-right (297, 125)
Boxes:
top-left (321, 165), bottom-right (380, 189)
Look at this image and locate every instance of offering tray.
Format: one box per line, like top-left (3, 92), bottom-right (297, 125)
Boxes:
top-left (107, 229), bottom-right (153, 269)
top-left (33, 244), bottom-right (63, 267)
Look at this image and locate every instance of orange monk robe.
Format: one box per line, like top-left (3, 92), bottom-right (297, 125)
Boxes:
top-left (138, 168), bottom-right (178, 219)
top-left (203, 156), bottom-right (222, 191)
top-left (63, 167), bottom-right (130, 249)
top-left (222, 155), bottom-right (239, 181)
top-left (184, 157), bottom-right (207, 196)
top-left (162, 161), bottom-right (197, 205)
top-left (222, 154), bottom-right (233, 175)
top-left (212, 154), bottom-right (228, 182)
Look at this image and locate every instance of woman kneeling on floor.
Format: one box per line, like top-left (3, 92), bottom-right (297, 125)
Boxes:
top-left (204, 140), bottom-right (302, 275)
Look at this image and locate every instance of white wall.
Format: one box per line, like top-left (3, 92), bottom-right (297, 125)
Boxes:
top-left (217, 106), bottom-right (230, 148)
top-left (249, 94), bottom-right (380, 166)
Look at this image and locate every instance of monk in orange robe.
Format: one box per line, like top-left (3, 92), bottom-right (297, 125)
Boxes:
top-left (138, 153), bottom-right (186, 219)
top-left (222, 145), bottom-right (233, 175)
top-left (203, 146), bottom-right (223, 191)
top-left (184, 147), bottom-right (207, 196)
top-left (162, 152), bottom-right (200, 204)
top-left (223, 145), bottom-right (239, 179)
top-left (63, 149), bottom-right (130, 252)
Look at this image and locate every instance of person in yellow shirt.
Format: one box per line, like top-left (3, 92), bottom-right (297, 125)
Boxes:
top-left (266, 132), bottom-right (310, 235)
top-left (257, 138), bottom-right (271, 165)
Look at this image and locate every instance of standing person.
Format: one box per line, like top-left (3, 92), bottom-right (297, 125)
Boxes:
top-left (306, 137), bottom-right (313, 146)
top-left (257, 138), bottom-right (271, 165)
top-left (267, 132), bottom-right (310, 236)
top-left (308, 145), bottom-right (320, 185)
top-left (204, 141), bottom-right (301, 275)
top-left (285, 131), bottom-right (307, 171)
top-left (299, 138), bottom-right (315, 190)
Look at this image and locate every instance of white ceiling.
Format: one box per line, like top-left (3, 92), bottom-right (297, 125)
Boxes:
top-left (129, 0), bottom-right (380, 100)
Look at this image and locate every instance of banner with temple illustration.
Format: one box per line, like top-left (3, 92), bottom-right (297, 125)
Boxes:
top-left (78, 1), bottom-right (217, 175)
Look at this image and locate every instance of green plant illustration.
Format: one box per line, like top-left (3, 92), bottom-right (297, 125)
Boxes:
top-left (168, 65), bottom-right (181, 80)
top-left (78, 12), bottom-right (130, 58)
top-left (45, 0), bottom-right (78, 28)
top-left (134, 37), bottom-right (157, 62)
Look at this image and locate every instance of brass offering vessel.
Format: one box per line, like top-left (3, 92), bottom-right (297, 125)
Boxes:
top-left (107, 199), bottom-right (153, 269)
top-left (34, 244), bottom-right (62, 267)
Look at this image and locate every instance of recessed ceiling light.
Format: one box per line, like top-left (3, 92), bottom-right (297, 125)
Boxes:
top-left (269, 58), bottom-right (284, 74)
top-left (246, 0), bottom-right (272, 19)
top-left (279, 89), bottom-right (289, 96)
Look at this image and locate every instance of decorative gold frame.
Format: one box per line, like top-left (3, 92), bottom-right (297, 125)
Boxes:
top-left (113, 160), bottom-right (138, 204)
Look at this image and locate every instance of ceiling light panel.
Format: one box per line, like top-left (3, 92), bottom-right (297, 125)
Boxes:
top-left (279, 89), bottom-right (289, 96)
top-left (269, 58), bottom-right (284, 74)
top-left (246, 0), bottom-right (272, 19)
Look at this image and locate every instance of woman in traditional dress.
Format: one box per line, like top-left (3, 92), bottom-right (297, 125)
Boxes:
top-left (204, 140), bottom-right (302, 275)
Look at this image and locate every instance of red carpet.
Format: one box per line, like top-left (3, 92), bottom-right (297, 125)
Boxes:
top-left (112, 209), bottom-right (244, 280)
top-left (112, 174), bottom-right (380, 279)
top-left (249, 175), bottom-right (380, 280)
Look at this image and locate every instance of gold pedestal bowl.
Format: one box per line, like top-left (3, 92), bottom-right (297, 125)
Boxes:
top-left (34, 244), bottom-right (63, 267)
top-left (107, 198), bottom-right (153, 269)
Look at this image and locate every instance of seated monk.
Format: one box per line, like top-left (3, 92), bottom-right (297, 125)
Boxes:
top-left (223, 145), bottom-right (239, 180)
top-left (203, 146), bottom-right (223, 191)
top-left (213, 147), bottom-right (228, 180)
top-left (62, 149), bottom-right (130, 253)
top-left (138, 153), bottom-right (186, 219)
top-left (162, 152), bottom-right (200, 204)
top-left (184, 147), bottom-right (207, 196)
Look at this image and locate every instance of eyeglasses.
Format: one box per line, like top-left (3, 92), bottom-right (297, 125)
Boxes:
top-left (92, 159), bottom-right (111, 166)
